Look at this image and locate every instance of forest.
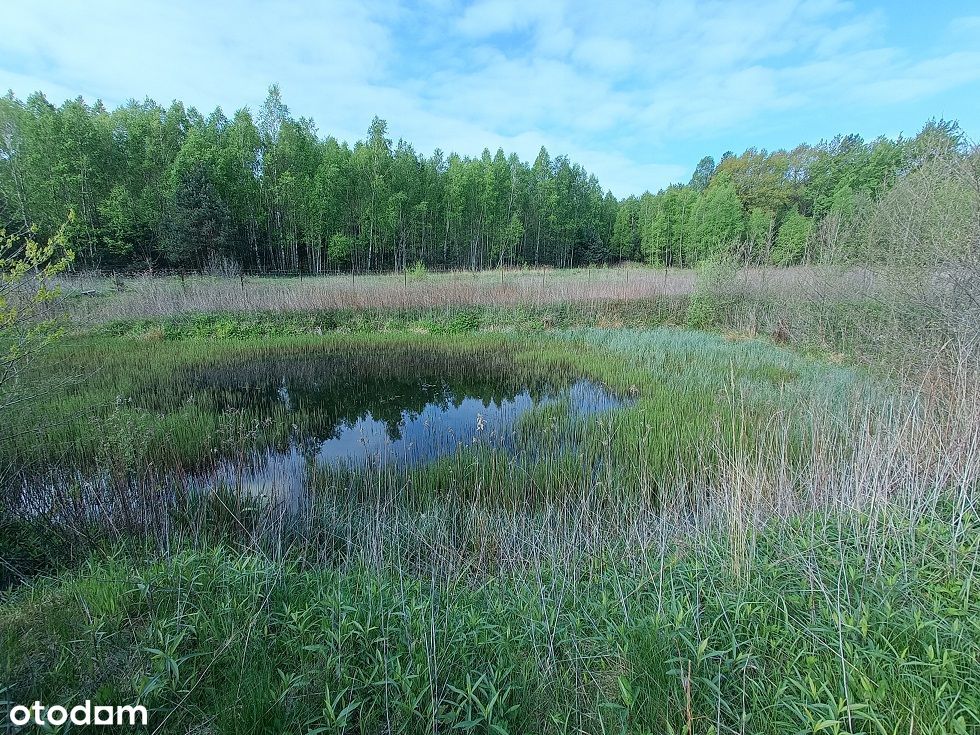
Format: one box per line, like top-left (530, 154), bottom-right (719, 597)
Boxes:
top-left (0, 84), bottom-right (967, 274)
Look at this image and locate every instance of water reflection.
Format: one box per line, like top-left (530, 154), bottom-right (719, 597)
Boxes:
top-left (22, 349), bottom-right (629, 516)
top-left (201, 378), bottom-right (624, 506)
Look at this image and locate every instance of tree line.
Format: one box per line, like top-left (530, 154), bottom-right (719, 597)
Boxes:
top-left (0, 84), bottom-right (966, 273)
top-left (612, 119), bottom-right (966, 267)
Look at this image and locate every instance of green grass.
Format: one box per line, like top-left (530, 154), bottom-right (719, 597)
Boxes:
top-left (90, 299), bottom-right (680, 339)
top-left (5, 331), bottom-right (556, 470)
top-left (2, 508), bottom-right (976, 734)
top-left (3, 320), bottom-right (867, 495)
top-left (5, 313), bottom-right (967, 735)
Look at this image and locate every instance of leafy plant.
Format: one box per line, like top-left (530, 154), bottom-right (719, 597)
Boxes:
top-left (407, 259), bottom-right (428, 280)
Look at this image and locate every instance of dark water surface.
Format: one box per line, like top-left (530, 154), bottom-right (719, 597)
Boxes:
top-left (167, 348), bottom-right (624, 502)
top-left (24, 347), bottom-right (627, 512)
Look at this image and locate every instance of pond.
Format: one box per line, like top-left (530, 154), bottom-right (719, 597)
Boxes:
top-left (19, 344), bottom-right (629, 514)
top-left (182, 350), bottom-right (626, 502)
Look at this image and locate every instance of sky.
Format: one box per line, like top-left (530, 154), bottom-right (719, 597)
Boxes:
top-left (2, 0), bottom-right (978, 197)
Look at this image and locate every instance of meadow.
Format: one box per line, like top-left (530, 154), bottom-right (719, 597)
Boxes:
top-left (1, 267), bottom-right (978, 734)
top-left (54, 264), bottom-right (851, 323)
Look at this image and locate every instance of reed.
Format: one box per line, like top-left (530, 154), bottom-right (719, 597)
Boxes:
top-left (2, 317), bottom-right (977, 734)
top-left (58, 266), bottom-right (841, 324)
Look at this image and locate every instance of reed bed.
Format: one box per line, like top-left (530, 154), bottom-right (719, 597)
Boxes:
top-left (1, 328), bottom-right (862, 489)
top-left (57, 265), bottom-right (871, 325)
top-left (2, 325), bottom-right (977, 734)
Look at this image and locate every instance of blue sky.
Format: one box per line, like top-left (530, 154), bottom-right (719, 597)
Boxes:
top-left (2, 0), bottom-right (978, 196)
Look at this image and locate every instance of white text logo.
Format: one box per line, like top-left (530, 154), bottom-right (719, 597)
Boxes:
top-left (8, 701), bottom-right (148, 727)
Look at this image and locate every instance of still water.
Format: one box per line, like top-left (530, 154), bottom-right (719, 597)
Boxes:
top-left (198, 368), bottom-right (625, 501)
top-left (26, 348), bottom-right (628, 512)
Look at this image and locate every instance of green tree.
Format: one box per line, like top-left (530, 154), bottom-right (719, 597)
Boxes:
top-left (687, 172), bottom-right (744, 263)
top-left (612, 196), bottom-right (641, 261)
top-left (771, 209), bottom-right (812, 265)
top-left (829, 184), bottom-right (855, 221)
top-left (96, 184), bottom-right (138, 260)
top-left (327, 232), bottom-right (354, 274)
top-left (498, 213), bottom-right (524, 268)
top-left (0, 86), bottom-right (953, 275)
top-left (0, 217), bottom-right (73, 408)
top-left (746, 207), bottom-right (775, 260)
top-left (579, 226), bottom-right (609, 265)
top-left (689, 155), bottom-right (715, 192)
top-left (219, 109), bottom-right (264, 267)
top-left (646, 186), bottom-right (696, 266)
top-left (165, 163), bottom-right (232, 268)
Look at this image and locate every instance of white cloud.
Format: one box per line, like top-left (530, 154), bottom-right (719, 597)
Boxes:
top-left (949, 15), bottom-right (980, 36)
top-left (856, 51), bottom-right (980, 105)
top-left (572, 37), bottom-right (634, 73)
top-left (456, 0), bottom-right (565, 39)
top-left (0, 0), bottom-right (391, 109)
top-left (456, 0), bottom-right (533, 36)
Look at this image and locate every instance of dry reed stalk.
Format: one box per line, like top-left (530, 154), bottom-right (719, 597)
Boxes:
top-left (55, 266), bottom-right (858, 323)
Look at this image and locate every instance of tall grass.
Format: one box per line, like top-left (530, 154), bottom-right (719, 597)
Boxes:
top-left (2, 319), bottom-right (978, 733)
top-left (55, 265), bottom-right (863, 325)
top-left (2, 348), bottom-right (977, 732)
top-left (2, 327), bottom-right (868, 525)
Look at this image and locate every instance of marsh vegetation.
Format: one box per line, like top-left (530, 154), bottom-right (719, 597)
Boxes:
top-left (3, 296), bottom-right (978, 733)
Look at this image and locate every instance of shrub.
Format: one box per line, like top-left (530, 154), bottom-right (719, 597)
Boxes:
top-left (686, 253), bottom-right (738, 329)
top-left (407, 260), bottom-right (429, 280)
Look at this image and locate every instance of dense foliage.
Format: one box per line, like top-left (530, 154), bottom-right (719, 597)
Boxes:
top-left (4, 508), bottom-right (976, 735)
top-left (612, 122), bottom-right (966, 266)
top-left (0, 86), bottom-right (615, 273)
top-left (0, 85), bottom-right (966, 272)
